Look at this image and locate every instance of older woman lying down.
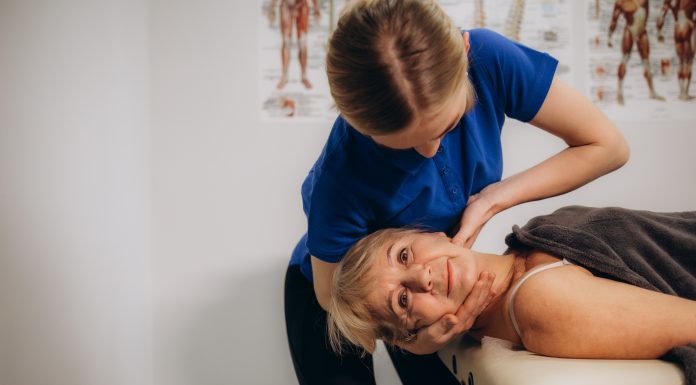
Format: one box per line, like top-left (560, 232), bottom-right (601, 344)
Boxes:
top-left (327, 206), bottom-right (696, 384)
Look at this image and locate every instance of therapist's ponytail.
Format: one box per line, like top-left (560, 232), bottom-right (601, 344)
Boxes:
top-left (326, 0), bottom-right (475, 135)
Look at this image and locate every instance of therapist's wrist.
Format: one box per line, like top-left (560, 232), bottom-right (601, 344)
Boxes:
top-left (476, 181), bottom-right (511, 217)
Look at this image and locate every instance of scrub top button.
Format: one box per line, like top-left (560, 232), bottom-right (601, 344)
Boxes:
top-left (450, 186), bottom-right (458, 195)
top-left (441, 166), bottom-right (449, 175)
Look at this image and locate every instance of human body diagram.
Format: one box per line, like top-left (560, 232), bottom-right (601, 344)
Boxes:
top-left (657, 0), bottom-right (696, 100)
top-left (608, 0), bottom-right (666, 104)
top-left (267, 0), bottom-right (321, 90)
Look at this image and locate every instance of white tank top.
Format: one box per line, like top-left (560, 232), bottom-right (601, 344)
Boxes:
top-left (507, 259), bottom-right (573, 340)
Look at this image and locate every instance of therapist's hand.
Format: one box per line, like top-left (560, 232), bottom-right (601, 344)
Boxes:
top-left (396, 271), bottom-right (496, 355)
top-left (452, 184), bottom-right (499, 248)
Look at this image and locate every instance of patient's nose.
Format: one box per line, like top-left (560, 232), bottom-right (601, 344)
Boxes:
top-left (407, 264), bottom-right (432, 292)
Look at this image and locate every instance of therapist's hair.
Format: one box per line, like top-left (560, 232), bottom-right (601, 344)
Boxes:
top-left (327, 228), bottom-right (423, 356)
top-left (326, 0), bottom-right (476, 135)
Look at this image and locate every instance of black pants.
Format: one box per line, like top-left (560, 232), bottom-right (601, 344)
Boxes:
top-left (284, 265), bottom-right (459, 385)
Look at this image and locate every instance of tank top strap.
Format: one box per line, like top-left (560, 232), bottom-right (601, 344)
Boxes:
top-left (507, 258), bottom-right (573, 341)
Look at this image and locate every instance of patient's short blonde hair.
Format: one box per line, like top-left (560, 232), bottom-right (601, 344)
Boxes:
top-left (327, 228), bottom-right (423, 356)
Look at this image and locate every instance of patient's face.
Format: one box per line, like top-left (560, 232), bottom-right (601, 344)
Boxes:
top-left (366, 232), bottom-right (478, 333)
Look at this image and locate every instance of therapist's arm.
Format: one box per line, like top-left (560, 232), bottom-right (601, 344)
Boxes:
top-left (453, 78), bottom-right (630, 247)
top-left (311, 256), bottom-right (337, 311)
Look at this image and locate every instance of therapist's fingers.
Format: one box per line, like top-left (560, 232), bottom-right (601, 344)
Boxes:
top-left (452, 196), bottom-right (487, 248)
top-left (435, 272), bottom-right (496, 345)
top-left (453, 231), bottom-right (478, 249)
top-left (434, 314), bottom-right (461, 343)
top-left (453, 271), bottom-right (495, 334)
top-left (476, 271), bottom-right (497, 312)
top-left (400, 272), bottom-right (495, 354)
top-left (398, 315), bottom-right (456, 355)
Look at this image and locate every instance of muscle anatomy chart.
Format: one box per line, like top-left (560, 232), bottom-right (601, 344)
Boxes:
top-left (588, 0), bottom-right (695, 120)
top-left (259, 0), bottom-right (574, 122)
top-left (259, 0), bottom-right (344, 121)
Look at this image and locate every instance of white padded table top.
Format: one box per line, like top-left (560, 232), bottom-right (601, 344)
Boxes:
top-left (438, 336), bottom-right (685, 385)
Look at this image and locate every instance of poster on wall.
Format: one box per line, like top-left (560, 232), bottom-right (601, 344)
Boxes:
top-left (258, 0), bottom-right (347, 122)
top-left (587, 0), bottom-right (695, 121)
top-left (439, 0), bottom-right (574, 83)
top-left (258, 0), bottom-right (574, 122)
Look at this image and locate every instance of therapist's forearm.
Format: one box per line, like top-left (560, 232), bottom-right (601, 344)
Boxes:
top-left (314, 283), bottom-right (331, 311)
top-left (488, 139), bottom-right (629, 214)
top-left (311, 255), bottom-right (337, 311)
top-left (481, 78), bottom-right (630, 215)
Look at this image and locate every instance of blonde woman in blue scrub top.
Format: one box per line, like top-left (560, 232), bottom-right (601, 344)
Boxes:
top-left (284, 1), bottom-right (630, 384)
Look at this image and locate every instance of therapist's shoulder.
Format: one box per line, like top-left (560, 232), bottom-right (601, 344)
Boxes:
top-left (466, 28), bottom-right (554, 72)
top-left (314, 115), bottom-right (351, 169)
top-left (466, 28), bottom-right (516, 62)
top-left (313, 115), bottom-right (370, 175)
top-left (466, 28), bottom-right (557, 121)
top-left (464, 29), bottom-right (519, 97)
top-left (467, 28), bottom-right (509, 46)
top-left (304, 115), bottom-right (373, 220)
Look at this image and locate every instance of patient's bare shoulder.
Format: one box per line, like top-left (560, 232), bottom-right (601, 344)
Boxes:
top-left (511, 256), bottom-right (595, 357)
top-left (512, 253), bottom-right (696, 359)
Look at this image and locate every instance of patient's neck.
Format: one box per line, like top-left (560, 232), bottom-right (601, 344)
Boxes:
top-left (471, 250), bottom-right (520, 301)
top-left (468, 250), bottom-right (527, 342)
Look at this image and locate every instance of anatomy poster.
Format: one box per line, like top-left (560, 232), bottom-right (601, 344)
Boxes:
top-left (259, 0), bottom-right (575, 122)
top-left (587, 0), bottom-right (695, 121)
top-left (259, 0), bottom-right (348, 121)
top-left (439, 0), bottom-right (575, 82)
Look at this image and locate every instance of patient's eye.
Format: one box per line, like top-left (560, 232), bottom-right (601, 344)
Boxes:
top-left (398, 290), bottom-right (408, 309)
top-left (399, 248), bottom-right (408, 264)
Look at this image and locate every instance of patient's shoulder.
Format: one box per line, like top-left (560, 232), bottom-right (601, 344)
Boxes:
top-left (522, 250), bottom-right (562, 270)
top-left (511, 258), bottom-right (593, 354)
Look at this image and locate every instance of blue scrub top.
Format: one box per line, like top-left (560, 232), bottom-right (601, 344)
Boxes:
top-left (290, 28), bottom-right (558, 281)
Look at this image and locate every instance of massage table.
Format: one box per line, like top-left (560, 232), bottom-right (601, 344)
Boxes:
top-left (437, 336), bottom-right (685, 385)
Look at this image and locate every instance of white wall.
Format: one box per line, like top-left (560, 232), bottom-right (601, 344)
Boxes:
top-left (150, 1), bottom-right (314, 384)
top-left (1, 1), bottom-right (694, 385)
top-left (0, 1), bottom-right (152, 385)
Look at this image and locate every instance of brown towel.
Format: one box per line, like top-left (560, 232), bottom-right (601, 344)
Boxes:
top-left (505, 206), bottom-right (696, 385)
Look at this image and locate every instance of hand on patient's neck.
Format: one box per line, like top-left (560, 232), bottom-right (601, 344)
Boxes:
top-left (466, 250), bottom-right (525, 342)
top-left (470, 250), bottom-right (519, 304)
